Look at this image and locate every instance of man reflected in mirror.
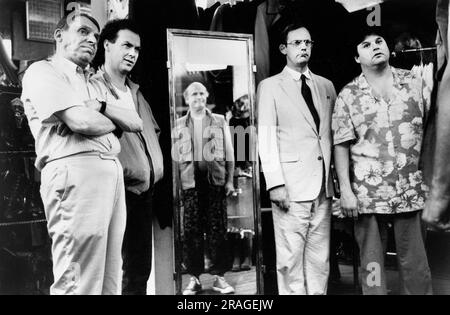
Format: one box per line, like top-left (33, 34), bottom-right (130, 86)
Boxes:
top-left (174, 82), bottom-right (235, 295)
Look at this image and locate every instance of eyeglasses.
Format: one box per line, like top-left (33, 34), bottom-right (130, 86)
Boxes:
top-left (286, 40), bottom-right (314, 48)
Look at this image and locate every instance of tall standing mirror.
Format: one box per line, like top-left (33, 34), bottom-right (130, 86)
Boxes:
top-left (167, 29), bottom-right (262, 295)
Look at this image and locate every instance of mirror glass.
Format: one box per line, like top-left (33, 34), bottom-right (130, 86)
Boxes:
top-left (167, 29), bottom-right (262, 295)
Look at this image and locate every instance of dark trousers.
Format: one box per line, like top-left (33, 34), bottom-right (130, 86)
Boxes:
top-left (355, 211), bottom-right (433, 295)
top-left (183, 177), bottom-right (229, 278)
top-left (122, 190), bottom-right (153, 295)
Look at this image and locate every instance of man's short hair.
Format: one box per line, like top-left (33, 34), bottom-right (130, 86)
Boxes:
top-left (92, 19), bottom-right (141, 69)
top-left (279, 23), bottom-right (311, 46)
top-left (55, 13), bottom-right (100, 33)
top-left (183, 82), bottom-right (208, 102)
top-left (350, 26), bottom-right (390, 57)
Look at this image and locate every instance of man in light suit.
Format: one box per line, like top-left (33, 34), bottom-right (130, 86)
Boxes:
top-left (257, 23), bottom-right (337, 295)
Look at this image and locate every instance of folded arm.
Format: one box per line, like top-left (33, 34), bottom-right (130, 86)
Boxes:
top-left (55, 106), bottom-right (116, 136)
top-left (85, 99), bottom-right (143, 133)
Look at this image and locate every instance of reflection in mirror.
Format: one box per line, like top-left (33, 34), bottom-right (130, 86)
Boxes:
top-left (167, 29), bottom-right (261, 295)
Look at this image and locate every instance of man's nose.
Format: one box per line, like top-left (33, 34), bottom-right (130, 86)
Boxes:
top-left (86, 32), bottom-right (97, 44)
top-left (128, 49), bottom-right (138, 58)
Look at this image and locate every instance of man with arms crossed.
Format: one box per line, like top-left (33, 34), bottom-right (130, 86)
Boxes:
top-left (21, 14), bottom-right (142, 295)
top-left (92, 19), bottom-right (164, 295)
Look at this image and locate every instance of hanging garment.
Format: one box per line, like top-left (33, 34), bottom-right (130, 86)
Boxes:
top-left (254, 0), bottom-right (282, 86)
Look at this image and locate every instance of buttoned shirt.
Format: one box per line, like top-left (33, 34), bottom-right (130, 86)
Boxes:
top-left (22, 56), bottom-right (120, 171)
top-left (284, 66), bottom-right (321, 114)
top-left (332, 67), bottom-right (431, 214)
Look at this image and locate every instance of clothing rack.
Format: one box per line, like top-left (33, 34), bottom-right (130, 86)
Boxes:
top-left (391, 46), bottom-right (437, 57)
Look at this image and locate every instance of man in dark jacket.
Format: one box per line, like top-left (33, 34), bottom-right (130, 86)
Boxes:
top-left (92, 19), bottom-right (164, 295)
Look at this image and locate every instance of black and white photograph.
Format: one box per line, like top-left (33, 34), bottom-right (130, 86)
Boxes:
top-left (0, 0), bottom-right (449, 299)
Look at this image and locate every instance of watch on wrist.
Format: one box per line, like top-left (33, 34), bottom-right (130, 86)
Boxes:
top-left (99, 100), bottom-right (107, 114)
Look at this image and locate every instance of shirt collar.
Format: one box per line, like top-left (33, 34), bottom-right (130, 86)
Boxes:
top-left (284, 65), bottom-right (312, 81)
top-left (51, 55), bottom-right (94, 80)
top-left (357, 66), bottom-right (408, 91)
top-left (185, 108), bottom-right (214, 127)
top-left (95, 66), bottom-right (140, 100)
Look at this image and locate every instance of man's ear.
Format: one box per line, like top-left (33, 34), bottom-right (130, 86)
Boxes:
top-left (54, 29), bottom-right (63, 43)
top-left (279, 44), bottom-right (287, 55)
top-left (104, 40), bottom-right (110, 51)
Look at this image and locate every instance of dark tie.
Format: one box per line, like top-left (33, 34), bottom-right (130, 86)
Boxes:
top-left (301, 74), bottom-right (320, 131)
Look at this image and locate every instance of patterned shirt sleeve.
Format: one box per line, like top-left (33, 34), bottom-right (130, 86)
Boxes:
top-left (332, 89), bottom-right (356, 145)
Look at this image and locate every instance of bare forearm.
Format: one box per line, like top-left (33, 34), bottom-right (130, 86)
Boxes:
top-left (81, 115), bottom-right (116, 136)
top-left (334, 143), bottom-right (353, 194)
top-left (226, 161), bottom-right (235, 184)
top-left (104, 103), bottom-right (143, 133)
top-left (56, 106), bottom-right (116, 136)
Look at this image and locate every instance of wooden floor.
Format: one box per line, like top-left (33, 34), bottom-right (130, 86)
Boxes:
top-left (181, 267), bottom-right (257, 295)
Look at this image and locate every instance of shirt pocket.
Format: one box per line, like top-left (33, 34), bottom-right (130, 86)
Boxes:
top-left (210, 127), bottom-right (225, 160)
top-left (178, 139), bottom-right (192, 162)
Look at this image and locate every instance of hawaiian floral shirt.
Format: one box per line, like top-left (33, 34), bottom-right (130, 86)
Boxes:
top-left (332, 66), bottom-right (432, 214)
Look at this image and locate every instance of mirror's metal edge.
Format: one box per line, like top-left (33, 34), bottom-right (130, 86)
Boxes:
top-left (166, 29), bottom-right (183, 295)
top-left (166, 28), bottom-right (264, 296)
top-left (167, 28), bottom-right (253, 41)
top-left (247, 34), bottom-right (264, 296)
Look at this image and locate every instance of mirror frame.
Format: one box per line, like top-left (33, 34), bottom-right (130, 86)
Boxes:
top-left (166, 28), bottom-right (263, 295)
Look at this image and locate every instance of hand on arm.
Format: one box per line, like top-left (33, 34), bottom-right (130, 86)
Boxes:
top-left (334, 143), bottom-right (358, 218)
top-left (55, 105), bottom-right (116, 136)
top-left (85, 99), bottom-right (143, 133)
top-left (56, 122), bottom-right (72, 137)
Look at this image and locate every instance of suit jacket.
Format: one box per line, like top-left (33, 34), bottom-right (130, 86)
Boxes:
top-left (257, 67), bottom-right (337, 201)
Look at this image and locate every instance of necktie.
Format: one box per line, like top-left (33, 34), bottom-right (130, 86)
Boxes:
top-left (301, 74), bottom-right (320, 131)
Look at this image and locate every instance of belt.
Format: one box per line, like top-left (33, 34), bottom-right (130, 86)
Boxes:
top-left (45, 151), bottom-right (118, 165)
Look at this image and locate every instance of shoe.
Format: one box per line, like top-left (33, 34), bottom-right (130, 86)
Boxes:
top-left (183, 276), bottom-right (202, 295)
top-left (240, 262), bottom-right (251, 271)
top-left (231, 263), bottom-right (241, 272)
top-left (212, 276), bottom-right (235, 294)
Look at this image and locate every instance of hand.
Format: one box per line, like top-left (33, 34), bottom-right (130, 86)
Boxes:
top-left (270, 186), bottom-right (290, 212)
top-left (340, 190), bottom-right (359, 218)
top-left (225, 182), bottom-right (235, 196)
top-left (84, 99), bottom-right (101, 111)
top-left (423, 197), bottom-right (450, 231)
top-left (56, 122), bottom-right (72, 137)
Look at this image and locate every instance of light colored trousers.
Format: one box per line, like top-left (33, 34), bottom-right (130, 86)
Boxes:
top-left (355, 212), bottom-right (433, 295)
top-left (40, 154), bottom-right (126, 295)
top-left (272, 191), bottom-right (331, 295)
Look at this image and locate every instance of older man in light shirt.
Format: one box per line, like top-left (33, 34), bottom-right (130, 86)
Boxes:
top-left (21, 13), bottom-right (142, 295)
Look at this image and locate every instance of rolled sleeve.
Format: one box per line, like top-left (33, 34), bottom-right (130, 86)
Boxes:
top-left (332, 92), bottom-right (356, 145)
top-left (21, 61), bottom-right (84, 124)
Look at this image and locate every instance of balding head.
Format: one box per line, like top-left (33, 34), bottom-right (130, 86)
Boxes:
top-left (183, 82), bottom-right (209, 113)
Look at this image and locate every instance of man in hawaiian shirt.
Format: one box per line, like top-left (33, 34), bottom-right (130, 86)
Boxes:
top-left (332, 27), bottom-right (432, 295)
